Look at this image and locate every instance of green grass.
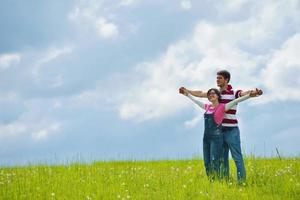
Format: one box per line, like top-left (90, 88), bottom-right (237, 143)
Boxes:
top-left (1, 158), bottom-right (300, 199)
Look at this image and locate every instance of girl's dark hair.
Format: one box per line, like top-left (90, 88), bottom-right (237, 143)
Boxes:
top-left (217, 70), bottom-right (231, 83)
top-left (207, 88), bottom-right (221, 102)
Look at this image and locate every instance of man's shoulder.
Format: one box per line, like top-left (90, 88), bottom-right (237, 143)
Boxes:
top-left (221, 85), bottom-right (242, 99)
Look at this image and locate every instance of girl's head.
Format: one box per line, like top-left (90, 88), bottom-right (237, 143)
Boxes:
top-left (207, 88), bottom-right (221, 102)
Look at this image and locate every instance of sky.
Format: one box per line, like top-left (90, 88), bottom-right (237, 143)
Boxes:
top-left (1, 0), bottom-right (300, 166)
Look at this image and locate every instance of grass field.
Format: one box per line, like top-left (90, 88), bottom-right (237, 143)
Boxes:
top-left (0, 158), bottom-right (299, 199)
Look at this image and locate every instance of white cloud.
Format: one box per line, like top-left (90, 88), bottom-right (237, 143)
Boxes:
top-left (0, 122), bottom-right (27, 138)
top-left (96, 17), bottom-right (119, 39)
top-left (70, 89), bottom-right (105, 109)
top-left (180, 1), bottom-right (192, 10)
top-left (0, 53), bottom-right (21, 70)
top-left (68, 76), bottom-right (126, 110)
top-left (111, 0), bottom-right (300, 122)
top-left (49, 74), bottom-right (64, 88)
top-left (218, 0), bottom-right (251, 12)
top-left (0, 92), bottom-right (65, 141)
top-left (119, 0), bottom-right (136, 6)
top-left (0, 119), bottom-right (62, 141)
top-left (244, 0), bottom-right (299, 48)
top-left (115, 20), bottom-right (262, 121)
top-left (68, 6), bottom-right (94, 21)
top-left (37, 46), bottom-right (73, 65)
top-left (117, 41), bottom-right (198, 121)
top-left (0, 91), bottom-right (19, 102)
top-left (68, 2), bottom-right (120, 39)
top-left (261, 33), bottom-right (300, 101)
top-left (62, 0), bottom-right (300, 123)
top-left (0, 106), bottom-right (62, 141)
top-left (53, 99), bottom-right (62, 109)
top-left (184, 113), bottom-right (203, 128)
top-left (128, 24), bottom-right (139, 34)
top-left (32, 46), bottom-right (73, 77)
top-left (32, 123), bottom-right (61, 141)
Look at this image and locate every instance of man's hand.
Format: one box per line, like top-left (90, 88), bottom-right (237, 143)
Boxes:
top-left (249, 88), bottom-right (263, 97)
top-left (179, 87), bottom-right (188, 96)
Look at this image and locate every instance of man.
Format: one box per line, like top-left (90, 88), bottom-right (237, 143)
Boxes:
top-left (181, 70), bottom-right (262, 181)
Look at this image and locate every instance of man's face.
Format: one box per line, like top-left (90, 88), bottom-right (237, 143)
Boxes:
top-left (216, 75), bottom-right (227, 87)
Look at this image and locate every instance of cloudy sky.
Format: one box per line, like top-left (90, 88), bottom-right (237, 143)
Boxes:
top-left (1, 0), bottom-right (300, 166)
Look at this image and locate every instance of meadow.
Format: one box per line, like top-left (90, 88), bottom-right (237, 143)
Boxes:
top-left (0, 158), bottom-right (299, 200)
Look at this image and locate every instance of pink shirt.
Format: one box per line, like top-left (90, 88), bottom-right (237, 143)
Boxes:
top-left (205, 103), bottom-right (226, 125)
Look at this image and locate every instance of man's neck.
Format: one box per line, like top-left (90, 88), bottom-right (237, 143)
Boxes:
top-left (220, 84), bottom-right (228, 91)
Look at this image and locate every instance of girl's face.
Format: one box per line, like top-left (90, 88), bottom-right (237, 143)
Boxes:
top-left (208, 90), bottom-right (218, 102)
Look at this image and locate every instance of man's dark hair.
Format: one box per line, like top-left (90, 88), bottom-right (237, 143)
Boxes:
top-left (207, 88), bottom-right (221, 102)
top-left (217, 70), bottom-right (231, 83)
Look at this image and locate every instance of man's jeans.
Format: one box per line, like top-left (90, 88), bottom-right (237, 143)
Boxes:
top-left (222, 126), bottom-right (246, 181)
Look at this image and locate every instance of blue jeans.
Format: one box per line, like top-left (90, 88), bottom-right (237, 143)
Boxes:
top-left (222, 127), bottom-right (246, 181)
top-left (203, 134), bottom-right (223, 177)
top-left (203, 113), bottom-right (223, 178)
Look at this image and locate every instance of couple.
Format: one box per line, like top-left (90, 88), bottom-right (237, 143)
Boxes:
top-left (179, 70), bottom-right (263, 181)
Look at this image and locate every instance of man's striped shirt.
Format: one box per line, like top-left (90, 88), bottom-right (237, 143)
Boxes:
top-left (220, 84), bottom-right (242, 127)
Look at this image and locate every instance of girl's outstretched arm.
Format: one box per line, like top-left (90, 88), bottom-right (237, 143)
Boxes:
top-left (186, 94), bottom-right (206, 110)
top-left (225, 94), bottom-right (251, 111)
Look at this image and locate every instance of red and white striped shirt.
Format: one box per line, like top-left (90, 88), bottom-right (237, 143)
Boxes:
top-left (220, 85), bottom-right (242, 127)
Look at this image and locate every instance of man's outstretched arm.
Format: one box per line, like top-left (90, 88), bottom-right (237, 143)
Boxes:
top-left (179, 87), bottom-right (207, 98)
top-left (240, 88), bottom-right (263, 97)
